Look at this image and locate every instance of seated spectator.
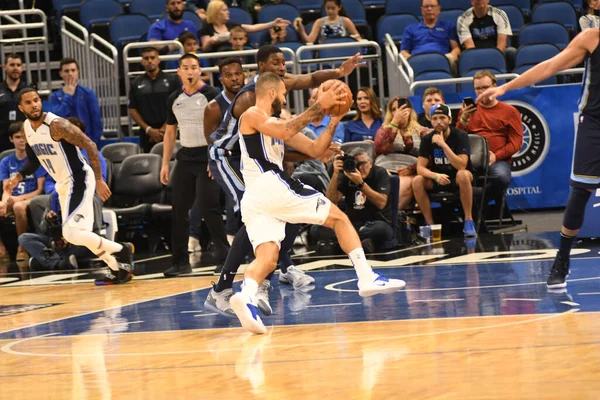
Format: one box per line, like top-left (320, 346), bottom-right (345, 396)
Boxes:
top-left (294, 0), bottom-right (361, 44)
top-left (457, 0), bottom-right (515, 68)
top-left (417, 87), bottom-right (445, 129)
top-left (48, 58), bottom-right (103, 146)
top-left (400, 0), bottom-right (461, 74)
top-left (199, 0), bottom-right (290, 52)
top-left (19, 191), bottom-right (98, 271)
top-left (148, 0), bottom-right (198, 51)
top-left (314, 148), bottom-right (395, 253)
top-left (306, 88), bottom-right (345, 144)
top-left (456, 70), bottom-right (523, 204)
top-left (173, 32), bottom-right (211, 81)
top-left (374, 97), bottom-right (430, 210)
top-left (412, 104), bottom-right (477, 237)
top-left (129, 47), bottom-right (180, 153)
top-left (229, 25), bottom-right (249, 51)
top-left (0, 121), bottom-right (45, 260)
top-left (280, 106), bottom-right (332, 193)
top-left (344, 87), bottom-right (382, 142)
top-left (580, 0), bottom-right (600, 31)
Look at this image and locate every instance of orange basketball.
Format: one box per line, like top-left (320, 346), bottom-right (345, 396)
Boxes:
top-left (320, 79), bottom-right (354, 117)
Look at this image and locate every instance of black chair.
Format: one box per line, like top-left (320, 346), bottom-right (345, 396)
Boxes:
top-left (150, 160), bottom-right (177, 251)
top-left (341, 141), bottom-right (376, 160)
top-left (105, 159), bottom-right (113, 190)
top-left (106, 154), bottom-right (163, 239)
top-left (389, 173), bottom-right (400, 243)
top-left (101, 142), bottom-right (142, 181)
top-left (150, 141), bottom-right (181, 160)
top-left (427, 135), bottom-right (489, 233)
top-left (374, 153), bottom-right (418, 172)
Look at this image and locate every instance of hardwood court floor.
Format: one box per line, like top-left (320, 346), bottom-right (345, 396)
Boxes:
top-left (1, 233), bottom-right (600, 399)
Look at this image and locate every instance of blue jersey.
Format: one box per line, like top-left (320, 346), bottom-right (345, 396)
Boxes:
top-left (0, 153), bottom-right (45, 195)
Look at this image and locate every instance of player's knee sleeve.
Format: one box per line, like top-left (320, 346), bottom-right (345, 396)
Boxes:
top-left (563, 187), bottom-right (592, 230)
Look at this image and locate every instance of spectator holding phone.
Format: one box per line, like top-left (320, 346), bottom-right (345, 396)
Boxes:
top-left (456, 70), bottom-right (523, 203)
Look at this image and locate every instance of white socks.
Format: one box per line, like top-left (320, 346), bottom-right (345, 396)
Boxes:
top-left (348, 247), bottom-right (376, 282)
top-left (241, 278), bottom-right (259, 298)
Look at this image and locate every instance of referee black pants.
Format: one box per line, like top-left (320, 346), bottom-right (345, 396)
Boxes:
top-left (171, 158), bottom-right (229, 266)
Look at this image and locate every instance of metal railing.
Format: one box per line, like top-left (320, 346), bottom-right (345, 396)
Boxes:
top-left (294, 40), bottom-right (385, 112)
top-left (384, 33), bottom-right (411, 98)
top-left (0, 8), bottom-right (51, 92)
top-left (90, 33), bottom-right (120, 139)
top-left (409, 74), bottom-right (520, 95)
top-left (123, 41), bottom-right (185, 135)
top-left (60, 16), bottom-right (91, 88)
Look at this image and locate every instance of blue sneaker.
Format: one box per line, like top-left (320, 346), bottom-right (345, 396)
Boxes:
top-left (230, 292), bottom-right (267, 334)
top-left (463, 219), bottom-right (477, 237)
top-left (358, 273), bottom-right (406, 297)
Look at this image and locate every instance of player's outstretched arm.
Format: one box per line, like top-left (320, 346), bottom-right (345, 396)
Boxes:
top-left (284, 53), bottom-right (365, 90)
top-left (285, 115), bottom-right (343, 158)
top-left (478, 28), bottom-right (597, 103)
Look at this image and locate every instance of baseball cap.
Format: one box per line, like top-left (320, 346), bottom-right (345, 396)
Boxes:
top-left (430, 103), bottom-right (452, 118)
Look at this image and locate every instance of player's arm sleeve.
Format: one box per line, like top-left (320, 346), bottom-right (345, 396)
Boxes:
top-left (20, 144), bottom-right (41, 177)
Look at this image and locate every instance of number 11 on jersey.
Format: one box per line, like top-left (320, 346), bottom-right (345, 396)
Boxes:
top-left (42, 159), bottom-right (56, 174)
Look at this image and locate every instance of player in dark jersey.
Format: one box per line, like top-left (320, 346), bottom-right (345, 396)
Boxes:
top-left (478, 26), bottom-right (600, 289)
top-left (205, 45), bottom-right (364, 317)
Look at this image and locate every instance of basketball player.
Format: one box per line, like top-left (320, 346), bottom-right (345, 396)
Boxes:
top-left (478, 26), bottom-right (600, 289)
top-left (8, 88), bottom-right (134, 285)
top-left (232, 73), bottom-right (406, 334)
top-left (205, 45), bottom-right (364, 318)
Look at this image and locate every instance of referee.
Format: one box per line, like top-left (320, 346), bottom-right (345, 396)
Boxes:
top-left (160, 54), bottom-right (229, 277)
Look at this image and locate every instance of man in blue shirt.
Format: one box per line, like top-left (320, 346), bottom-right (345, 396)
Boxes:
top-left (148, 0), bottom-right (198, 44)
top-left (306, 88), bottom-right (345, 143)
top-left (400, 0), bottom-right (461, 74)
top-left (0, 121), bottom-right (45, 260)
top-left (48, 58), bottom-right (103, 146)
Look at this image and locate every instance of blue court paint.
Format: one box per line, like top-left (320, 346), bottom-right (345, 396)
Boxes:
top-left (1, 258), bottom-right (599, 340)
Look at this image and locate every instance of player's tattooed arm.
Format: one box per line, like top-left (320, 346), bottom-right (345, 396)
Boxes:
top-left (283, 102), bottom-right (324, 134)
top-left (50, 118), bottom-right (103, 181)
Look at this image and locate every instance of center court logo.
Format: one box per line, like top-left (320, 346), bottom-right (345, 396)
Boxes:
top-left (506, 101), bottom-right (550, 177)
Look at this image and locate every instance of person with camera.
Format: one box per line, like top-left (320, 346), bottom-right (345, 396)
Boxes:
top-left (18, 191), bottom-right (98, 271)
top-left (412, 104), bottom-right (477, 237)
top-left (317, 147), bottom-right (395, 253)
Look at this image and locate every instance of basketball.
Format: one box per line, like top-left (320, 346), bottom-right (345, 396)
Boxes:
top-left (320, 79), bottom-right (353, 117)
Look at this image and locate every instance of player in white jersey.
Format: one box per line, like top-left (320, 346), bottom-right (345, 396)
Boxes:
top-left (230, 73), bottom-right (406, 334)
top-left (8, 88), bottom-right (134, 285)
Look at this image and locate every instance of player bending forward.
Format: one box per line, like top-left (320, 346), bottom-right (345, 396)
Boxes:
top-left (8, 88), bottom-right (134, 285)
top-left (231, 73), bottom-right (406, 334)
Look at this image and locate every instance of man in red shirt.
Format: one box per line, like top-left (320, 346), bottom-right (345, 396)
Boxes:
top-left (456, 70), bottom-right (523, 202)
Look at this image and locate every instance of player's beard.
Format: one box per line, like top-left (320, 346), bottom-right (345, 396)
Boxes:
top-left (24, 110), bottom-right (43, 121)
top-left (272, 98), bottom-right (283, 116)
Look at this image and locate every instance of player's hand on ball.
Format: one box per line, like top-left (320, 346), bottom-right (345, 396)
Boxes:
top-left (317, 81), bottom-right (346, 111)
top-left (96, 180), bottom-right (112, 202)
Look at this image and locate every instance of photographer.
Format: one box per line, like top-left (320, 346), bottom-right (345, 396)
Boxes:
top-left (313, 147), bottom-right (395, 253)
top-left (18, 191), bottom-right (99, 270)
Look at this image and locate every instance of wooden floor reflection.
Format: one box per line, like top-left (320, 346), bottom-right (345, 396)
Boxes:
top-left (1, 278), bottom-right (599, 399)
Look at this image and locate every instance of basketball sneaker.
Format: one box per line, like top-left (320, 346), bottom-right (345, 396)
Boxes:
top-left (256, 280), bottom-right (273, 316)
top-left (547, 253), bottom-right (570, 288)
top-left (204, 286), bottom-right (235, 318)
top-left (230, 292), bottom-right (267, 334)
top-left (94, 263), bottom-right (133, 285)
top-left (279, 265), bottom-right (315, 289)
top-left (463, 219), bottom-right (477, 238)
top-left (115, 242), bottom-right (135, 266)
top-left (357, 273), bottom-right (406, 297)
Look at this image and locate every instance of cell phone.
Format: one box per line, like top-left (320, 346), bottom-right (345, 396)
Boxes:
top-left (463, 97), bottom-right (475, 107)
top-left (397, 97), bottom-right (408, 108)
top-left (273, 26), bottom-right (282, 33)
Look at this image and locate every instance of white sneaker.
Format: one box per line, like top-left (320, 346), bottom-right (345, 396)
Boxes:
top-left (230, 292), bottom-right (267, 334)
top-left (256, 280), bottom-right (273, 316)
top-left (279, 265), bottom-right (315, 289)
top-left (188, 237), bottom-right (201, 253)
top-left (357, 274), bottom-right (406, 297)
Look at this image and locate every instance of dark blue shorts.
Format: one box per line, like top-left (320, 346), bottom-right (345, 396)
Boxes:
top-left (208, 146), bottom-right (245, 212)
top-left (571, 113), bottom-right (600, 189)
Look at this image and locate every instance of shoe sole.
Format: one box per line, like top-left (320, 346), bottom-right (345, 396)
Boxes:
top-left (358, 280), bottom-right (406, 297)
top-left (230, 294), bottom-right (267, 334)
top-left (546, 281), bottom-right (567, 289)
top-left (203, 299), bottom-right (236, 318)
top-left (93, 275), bottom-right (133, 286)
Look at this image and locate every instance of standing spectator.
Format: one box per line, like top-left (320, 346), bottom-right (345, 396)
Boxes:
top-left (185, 0), bottom-right (208, 22)
top-left (48, 58), bottom-right (103, 146)
top-left (0, 54), bottom-right (27, 152)
top-left (129, 47), bottom-right (180, 153)
top-left (306, 88), bottom-right (345, 144)
top-left (417, 87), bottom-right (445, 128)
top-left (412, 104), bottom-right (477, 237)
top-left (295, 0), bottom-right (361, 44)
top-left (580, 0), bottom-right (600, 31)
top-left (456, 70), bottom-right (523, 203)
top-left (199, 0), bottom-right (290, 52)
top-left (400, 0), bottom-right (461, 74)
top-left (0, 121), bottom-right (45, 260)
top-left (148, 0), bottom-right (198, 45)
top-left (344, 87), bottom-right (382, 142)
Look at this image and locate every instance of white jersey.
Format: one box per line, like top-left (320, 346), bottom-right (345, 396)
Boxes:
top-left (239, 115), bottom-right (285, 187)
top-left (23, 112), bottom-right (90, 185)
